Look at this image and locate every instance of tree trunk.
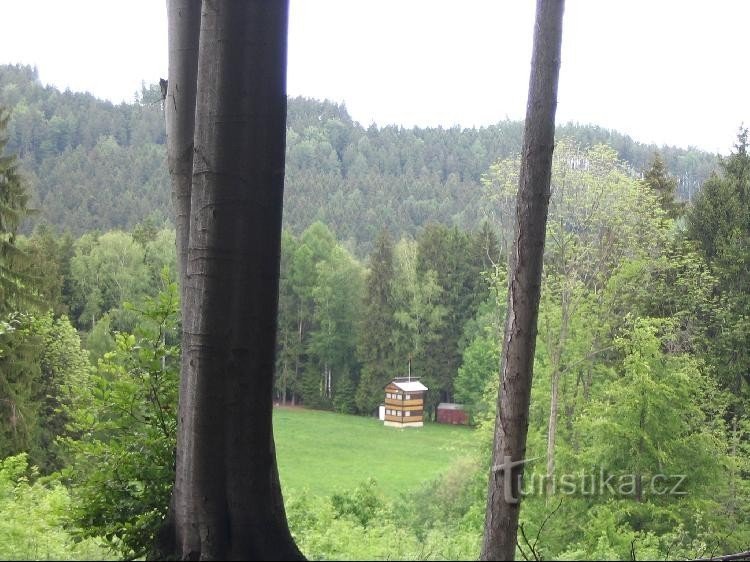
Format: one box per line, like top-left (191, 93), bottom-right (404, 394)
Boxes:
top-left (294, 312), bottom-right (303, 405)
top-left (159, 1), bottom-right (201, 558)
top-left (545, 367), bottom-right (560, 496)
top-left (636, 404), bottom-right (646, 502)
top-left (167, 1), bottom-right (303, 559)
top-left (481, 1), bottom-right (565, 560)
top-left (545, 295), bottom-right (569, 496)
top-left (166, 0), bottom-right (200, 292)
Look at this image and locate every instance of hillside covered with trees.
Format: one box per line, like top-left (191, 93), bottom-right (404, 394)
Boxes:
top-left (1, 59), bottom-right (749, 560)
top-left (0, 63), bottom-right (718, 254)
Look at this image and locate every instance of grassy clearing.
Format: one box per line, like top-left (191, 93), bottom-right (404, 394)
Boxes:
top-left (273, 407), bottom-right (476, 499)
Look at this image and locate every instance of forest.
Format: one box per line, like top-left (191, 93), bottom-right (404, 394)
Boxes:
top-left (0, 56), bottom-right (749, 560)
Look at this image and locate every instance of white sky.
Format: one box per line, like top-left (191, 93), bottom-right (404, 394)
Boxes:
top-left (1, 0), bottom-right (748, 155)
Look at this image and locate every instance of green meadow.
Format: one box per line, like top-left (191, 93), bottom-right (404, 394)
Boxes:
top-left (273, 407), bottom-right (476, 498)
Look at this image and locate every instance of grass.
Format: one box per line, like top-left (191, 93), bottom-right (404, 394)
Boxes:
top-left (273, 406), bottom-right (476, 499)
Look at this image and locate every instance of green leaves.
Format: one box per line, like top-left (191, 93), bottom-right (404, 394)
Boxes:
top-left (60, 276), bottom-right (179, 559)
top-left (0, 453), bottom-right (110, 560)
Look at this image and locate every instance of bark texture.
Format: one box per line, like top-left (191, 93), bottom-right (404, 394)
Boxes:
top-left (166, 0), bottom-right (201, 290)
top-left (481, 1), bottom-right (565, 560)
top-left (162, 1), bottom-right (201, 558)
top-left (166, 1), bottom-right (303, 559)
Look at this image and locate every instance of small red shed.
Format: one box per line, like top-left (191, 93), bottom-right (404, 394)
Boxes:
top-left (436, 403), bottom-right (469, 425)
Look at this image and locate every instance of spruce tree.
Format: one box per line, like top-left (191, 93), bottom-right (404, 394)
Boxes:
top-left (355, 228), bottom-right (397, 414)
top-left (687, 127), bottom-right (750, 404)
top-left (416, 224), bottom-right (482, 408)
top-left (0, 107), bottom-right (33, 313)
top-left (470, 220), bottom-right (502, 310)
top-left (642, 152), bottom-right (683, 220)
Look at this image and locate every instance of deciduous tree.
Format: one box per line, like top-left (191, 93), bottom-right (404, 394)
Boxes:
top-left (481, 0), bottom-right (565, 558)
top-left (164, 1), bottom-right (302, 558)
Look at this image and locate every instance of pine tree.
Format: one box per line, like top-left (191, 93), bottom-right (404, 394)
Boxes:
top-left (642, 152), bottom-right (683, 220)
top-left (470, 220), bottom-right (502, 310)
top-left (416, 224), bottom-right (481, 407)
top-left (687, 127), bottom-right (750, 406)
top-left (355, 228), bottom-right (397, 414)
top-left (0, 107), bottom-right (34, 313)
top-left (482, 0), bottom-right (564, 557)
top-left (688, 127), bottom-right (750, 270)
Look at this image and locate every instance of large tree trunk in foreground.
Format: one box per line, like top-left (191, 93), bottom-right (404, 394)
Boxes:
top-left (166, 1), bottom-right (303, 559)
top-left (481, 1), bottom-right (564, 560)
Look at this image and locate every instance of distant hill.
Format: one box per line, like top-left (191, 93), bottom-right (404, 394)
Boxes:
top-left (0, 64), bottom-right (718, 254)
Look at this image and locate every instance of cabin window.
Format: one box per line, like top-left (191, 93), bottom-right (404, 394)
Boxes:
top-left (405, 411), bottom-right (411, 417)
top-left (405, 394), bottom-right (411, 400)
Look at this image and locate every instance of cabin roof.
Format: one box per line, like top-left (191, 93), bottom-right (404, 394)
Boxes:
top-left (390, 380), bottom-right (428, 392)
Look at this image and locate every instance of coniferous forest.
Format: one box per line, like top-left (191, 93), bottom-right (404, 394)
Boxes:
top-left (0, 61), bottom-right (749, 560)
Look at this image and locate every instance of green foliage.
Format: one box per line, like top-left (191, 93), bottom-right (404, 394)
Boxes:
top-left (330, 478), bottom-right (385, 527)
top-left (60, 276), bottom-right (179, 559)
top-left (454, 328), bottom-right (499, 419)
top-left (68, 230), bottom-right (150, 328)
top-left (0, 106), bottom-right (35, 314)
top-left (688, 173), bottom-right (743, 262)
top-left (687, 128), bottom-right (750, 408)
top-left (276, 223), bottom-right (364, 409)
top-left (0, 64), bottom-right (717, 254)
top-left (35, 313), bottom-right (90, 472)
top-left (307, 246), bottom-right (364, 408)
top-left (331, 372), bottom-right (356, 414)
top-left (392, 239), bottom-right (447, 396)
top-left (355, 228), bottom-right (398, 414)
top-left (0, 64), bottom-right (747, 559)
top-left (16, 225), bottom-right (74, 316)
top-left (0, 453), bottom-right (110, 560)
top-left (285, 480), bottom-right (480, 561)
top-left (0, 313), bottom-right (43, 461)
top-left (642, 151), bottom-right (684, 220)
top-left (276, 410), bottom-right (482, 559)
top-left (580, 319), bottom-right (727, 496)
top-left (468, 128), bottom-right (750, 557)
top-left (393, 456), bottom-right (482, 540)
top-left (602, 242), bottom-right (717, 354)
top-left (0, 311), bottom-right (86, 471)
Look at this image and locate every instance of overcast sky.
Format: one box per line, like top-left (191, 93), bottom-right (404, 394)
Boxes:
top-left (1, 1), bottom-right (748, 155)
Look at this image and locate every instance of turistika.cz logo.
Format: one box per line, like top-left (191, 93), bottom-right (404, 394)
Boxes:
top-left (492, 456), bottom-right (687, 503)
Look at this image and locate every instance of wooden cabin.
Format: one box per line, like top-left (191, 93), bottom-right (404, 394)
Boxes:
top-left (383, 378), bottom-right (428, 428)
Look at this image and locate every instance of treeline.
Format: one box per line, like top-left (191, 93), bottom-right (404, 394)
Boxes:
top-left (2, 69), bottom-right (750, 555)
top-left (276, 220), bottom-right (501, 415)
top-left (446, 135), bottom-right (750, 558)
top-left (0, 63), bottom-right (719, 254)
top-left (0, 223), bottom-right (177, 470)
top-left (2, 216), bottom-right (501, 446)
